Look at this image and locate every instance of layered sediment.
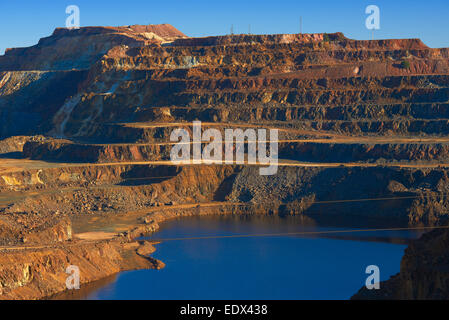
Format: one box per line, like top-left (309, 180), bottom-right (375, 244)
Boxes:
top-left (0, 238), bottom-right (162, 300)
top-left (352, 227), bottom-right (449, 299)
top-left (1, 24), bottom-right (449, 299)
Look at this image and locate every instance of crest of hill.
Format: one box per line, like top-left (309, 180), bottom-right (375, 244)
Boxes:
top-left (0, 25), bottom-right (433, 72)
top-left (0, 24), bottom-right (186, 71)
top-left (49, 23), bottom-right (187, 41)
top-left (170, 32), bottom-right (429, 50)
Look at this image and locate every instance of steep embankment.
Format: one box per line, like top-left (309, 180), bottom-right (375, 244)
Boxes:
top-left (352, 227), bottom-right (449, 299)
top-left (2, 25), bottom-right (449, 299)
top-left (0, 239), bottom-right (162, 300)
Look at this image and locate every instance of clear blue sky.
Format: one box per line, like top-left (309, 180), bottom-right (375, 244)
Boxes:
top-left (1, 0), bottom-right (448, 54)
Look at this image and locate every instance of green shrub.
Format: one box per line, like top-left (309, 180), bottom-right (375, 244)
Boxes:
top-left (401, 59), bottom-right (410, 69)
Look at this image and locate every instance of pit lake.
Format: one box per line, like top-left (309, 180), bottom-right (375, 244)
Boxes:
top-left (57, 214), bottom-right (423, 300)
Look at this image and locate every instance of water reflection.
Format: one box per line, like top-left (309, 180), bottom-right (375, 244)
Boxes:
top-left (146, 214), bottom-right (423, 244)
top-left (50, 274), bottom-right (118, 300)
top-left (55, 214), bottom-right (426, 300)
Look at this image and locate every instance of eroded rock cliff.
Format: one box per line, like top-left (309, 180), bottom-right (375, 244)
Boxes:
top-left (1, 24), bottom-right (449, 299)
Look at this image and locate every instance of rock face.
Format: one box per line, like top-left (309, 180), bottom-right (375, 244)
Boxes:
top-left (0, 24), bottom-right (186, 71)
top-left (2, 24), bottom-right (449, 299)
top-left (0, 239), bottom-right (160, 299)
top-left (0, 24), bottom-right (186, 137)
top-left (352, 228), bottom-right (449, 299)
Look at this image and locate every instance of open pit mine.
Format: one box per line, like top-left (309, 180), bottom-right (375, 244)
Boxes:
top-left (1, 24), bottom-right (449, 299)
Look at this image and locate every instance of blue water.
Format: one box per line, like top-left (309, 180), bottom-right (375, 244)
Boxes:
top-left (83, 215), bottom-right (420, 300)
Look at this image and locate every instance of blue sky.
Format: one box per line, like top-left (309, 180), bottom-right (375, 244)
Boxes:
top-left (1, 0), bottom-right (448, 54)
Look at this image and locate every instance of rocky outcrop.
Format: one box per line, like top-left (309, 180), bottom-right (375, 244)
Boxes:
top-left (0, 214), bottom-right (72, 246)
top-left (0, 24), bottom-right (186, 71)
top-left (352, 227), bottom-right (449, 299)
top-left (2, 24), bottom-right (449, 299)
top-left (0, 239), bottom-right (161, 300)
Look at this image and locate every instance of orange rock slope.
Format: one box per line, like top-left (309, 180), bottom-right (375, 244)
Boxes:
top-left (1, 24), bottom-right (449, 299)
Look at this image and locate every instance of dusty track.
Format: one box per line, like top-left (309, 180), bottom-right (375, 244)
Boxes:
top-left (3, 156), bottom-right (449, 172)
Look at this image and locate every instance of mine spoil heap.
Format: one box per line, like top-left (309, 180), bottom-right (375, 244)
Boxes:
top-left (1, 24), bottom-right (449, 299)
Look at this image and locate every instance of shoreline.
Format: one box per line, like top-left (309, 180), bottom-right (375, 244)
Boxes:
top-left (44, 202), bottom-right (424, 300)
top-left (0, 202), bottom-right (254, 300)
